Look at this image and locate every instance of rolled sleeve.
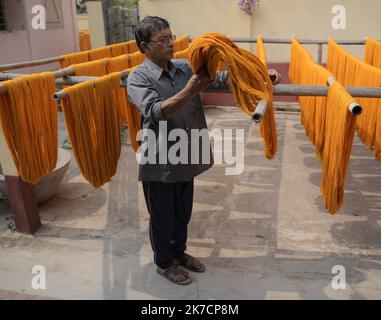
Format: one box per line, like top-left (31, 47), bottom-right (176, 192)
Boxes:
top-left (127, 71), bottom-right (166, 124)
top-left (151, 101), bottom-right (166, 122)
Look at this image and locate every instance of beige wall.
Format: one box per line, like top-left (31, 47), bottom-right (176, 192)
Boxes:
top-left (139, 0), bottom-right (381, 62)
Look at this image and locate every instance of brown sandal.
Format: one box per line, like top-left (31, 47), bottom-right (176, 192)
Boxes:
top-left (174, 253), bottom-right (206, 273)
top-left (156, 264), bottom-right (193, 285)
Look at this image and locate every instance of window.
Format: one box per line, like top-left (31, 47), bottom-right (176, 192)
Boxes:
top-left (0, 0), bottom-right (26, 31)
top-left (0, 0), bottom-right (6, 31)
top-left (44, 0), bottom-right (64, 29)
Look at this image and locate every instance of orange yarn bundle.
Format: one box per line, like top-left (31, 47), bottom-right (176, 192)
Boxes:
top-left (126, 40), bottom-right (139, 54)
top-left (173, 35), bottom-right (190, 52)
top-left (107, 55), bottom-right (130, 74)
top-left (70, 56), bottom-right (141, 133)
top-left (289, 37), bottom-right (334, 159)
top-left (88, 47), bottom-right (112, 61)
top-left (121, 70), bottom-right (142, 152)
top-left (106, 57), bottom-right (142, 132)
top-left (60, 52), bottom-right (89, 68)
top-left (0, 73), bottom-right (58, 183)
top-left (174, 48), bottom-right (190, 60)
top-left (256, 35), bottom-right (278, 159)
top-left (61, 73), bottom-right (122, 188)
top-left (365, 38), bottom-right (381, 68)
top-left (109, 43), bottom-right (129, 57)
top-left (290, 38), bottom-right (358, 213)
top-left (256, 35), bottom-right (267, 66)
top-left (72, 59), bottom-right (109, 77)
top-left (189, 33), bottom-right (277, 159)
top-left (321, 82), bottom-right (357, 213)
top-left (328, 39), bottom-right (381, 162)
top-left (128, 51), bottom-right (145, 68)
top-left (79, 30), bottom-right (92, 51)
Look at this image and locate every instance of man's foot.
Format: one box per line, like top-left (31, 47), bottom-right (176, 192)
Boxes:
top-left (156, 264), bottom-right (193, 285)
top-left (174, 253), bottom-right (206, 273)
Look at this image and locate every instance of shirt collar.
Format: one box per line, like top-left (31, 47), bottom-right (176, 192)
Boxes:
top-left (144, 58), bottom-right (177, 80)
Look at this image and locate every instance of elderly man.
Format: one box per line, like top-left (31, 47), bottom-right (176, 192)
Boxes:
top-left (127, 16), bottom-right (280, 285)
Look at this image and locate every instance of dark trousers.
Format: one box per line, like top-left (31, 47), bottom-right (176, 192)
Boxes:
top-left (142, 180), bottom-right (194, 269)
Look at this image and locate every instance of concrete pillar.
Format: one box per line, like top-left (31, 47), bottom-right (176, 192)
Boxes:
top-left (0, 123), bottom-right (41, 234)
top-left (87, 1), bottom-right (107, 48)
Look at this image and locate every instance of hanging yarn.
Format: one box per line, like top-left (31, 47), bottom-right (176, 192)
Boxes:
top-left (328, 39), bottom-right (381, 162)
top-left (79, 30), bottom-right (92, 51)
top-left (61, 73), bottom-right (122, 188)
top-left (60, 51), bottom-right (89, 68)
top-left (88, 47), bottom-right (112, 61)
top-left (365, 38), bottom-right (376, 66)
top-left (72, 59), bottom-right (109, 76)
top-left (0, 73), bottom-right (58, 184)
top-left (181, 35), bottom-right (190, 50)
top-left (321, 82), bottom-right (357, 214)
top-left (107, 55), bottom-right (130, 74)
top-left (364, 38), bottom-right (381, 69)
top-left (126, 40), bottom-right (139, 54)
top-left (71, 55), bottom-right (141, 135)
top-left (106, 56), bottom-right (142, 130)
top-left (290, 37), bottom-right (359, 213)
top-left (122, 69), bottom-right (142, 152)
top-left (61, 36), bottom-right (186, 68)
top-left (289, 37), bottom-right (333, 159)
top-left (256, 35), bottom-right (277, 159)
top-left (109, 43), bottom-right (129, 57)
top-left (173, 35), bottom-right (190, 52)
top-left (189, 33), bottom-right (277, 159)
top-left (174, 48), bottom-right (190, 60)
top-left (128, 51), bottom-right (145, 68)
top-left (256, 35), bottom-right (266, 66)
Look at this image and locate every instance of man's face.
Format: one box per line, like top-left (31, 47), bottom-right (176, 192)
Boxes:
top-left (146, 27), bottom-right (174, 61)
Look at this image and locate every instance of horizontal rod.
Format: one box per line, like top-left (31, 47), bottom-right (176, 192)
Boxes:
top-left (326, 77), bottom-right (362, 115)
top-left (53, 82), bottom-right (381, 103)
top-left (0, 56), bottom-right (64, 72)
top-left (0, 37), bottom-right (370, 72)
top-left (229, 38), bottom-right (368, 45)
top-left (348, 102), bottom-right (362, 116)
top-left (252, 99), bottom-right (269, 123)
top-left (0, 69), bottom-right (128, 97)
top-left (0, 67), bottom-right (74, 81)
top-left (0, 67), bottom-right (75, 94)
top-left (53, 76), bottom-right (129, 101)
top-left (274, 84), bottom-right (381, 98)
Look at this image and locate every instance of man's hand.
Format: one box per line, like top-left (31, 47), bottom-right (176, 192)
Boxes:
top-left (268, 69), bottom-right (282, 85)
top-left (160, 69), bottom-right (213, 119)
top-left (186, 69), bottom-right (214, 95)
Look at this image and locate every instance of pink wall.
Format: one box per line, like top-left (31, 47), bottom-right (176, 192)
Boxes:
top-left (0, 0), bottom-right (79, 73)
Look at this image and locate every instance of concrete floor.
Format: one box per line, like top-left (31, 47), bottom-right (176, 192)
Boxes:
top-left (1, 105), bottom-right (381, 300)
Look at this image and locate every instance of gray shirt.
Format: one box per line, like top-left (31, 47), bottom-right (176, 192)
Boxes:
top-left (127, 58), bottom-right (228, 183)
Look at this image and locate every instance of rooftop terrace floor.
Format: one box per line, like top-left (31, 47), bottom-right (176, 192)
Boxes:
top-left (0, 105), bottom-right (380, 300)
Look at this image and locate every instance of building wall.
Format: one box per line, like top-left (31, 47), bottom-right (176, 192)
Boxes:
top-left (0, 0), bottom-right (79, 73)
top-left (139, 0), bottom-right (381, 63)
